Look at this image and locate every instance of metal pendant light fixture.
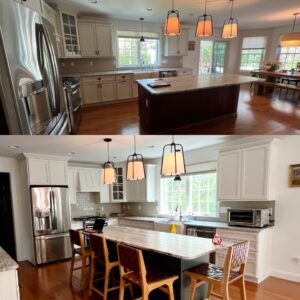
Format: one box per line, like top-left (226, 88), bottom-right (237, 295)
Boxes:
top-left (161, 136), bottom-right (186, 178)
top-left (140, 18), bottom-right (145, 42)
top-left (280, 13), bottom-right (300, 47)
top-left (195, 0), bottom-right (213, 37)
top-left (222, 0), bottom-right (238, 39)
top-left (101, 138), bottom-right (116, 185)
top-left (165, 0), bottom-right (181, 36)
top-left (126, 136), bottom-right (146, 181)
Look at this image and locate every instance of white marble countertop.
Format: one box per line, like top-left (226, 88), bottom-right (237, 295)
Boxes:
top-left (99, 226), bottom-right (229, 260)
top-left (136, 73), bottom-right (264, 95)
top-left (62, 67), bottom-right (192, 78)
top-left (0, 247), bottom-right (18, 272)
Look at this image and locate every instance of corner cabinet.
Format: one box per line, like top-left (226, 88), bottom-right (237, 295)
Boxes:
top-left (78, 22), bottom-right (113, 57)
top-left (59, 11), bottom-right (81, 57)
top-left (164, 29), bottom-right (188, 56)
top-left (217, 140), bottom-right (278, 201)
top-left (126, 165), bottom-right (156, 202)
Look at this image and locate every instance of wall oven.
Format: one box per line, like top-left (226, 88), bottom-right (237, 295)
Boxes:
top-left (228, 209), bottom-right (270, 228)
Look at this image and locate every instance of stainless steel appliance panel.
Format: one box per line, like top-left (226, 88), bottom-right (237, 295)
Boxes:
top-left (35, 233), bottom-right (71, 264)
top-left (51, 187), bottom-right (70, 233)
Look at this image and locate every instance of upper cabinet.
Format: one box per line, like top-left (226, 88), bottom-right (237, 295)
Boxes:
top-left (217, 140), bottom-right (278, 201)
top-left (126, 165), bottom-right (156, 202)
top-left (18, 0), bottom-right (43, 14)
top-left (59, 11), bottom-right (81, 57)
top-left (111, 166), bottom-right (127, 203)
top-left (78, 22), bottom-right (113, 57)
top-left (164, 29), bottom-right (188, 56)
top-left (26, 155), bottom-right (69, 186)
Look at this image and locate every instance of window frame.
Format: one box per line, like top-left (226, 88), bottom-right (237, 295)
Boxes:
top-left (277, 46), bottom-right (300, 70)
top-left (159, 170), bottom-right (219, 218)
top-left (116, 35), bottom-right (161, 68)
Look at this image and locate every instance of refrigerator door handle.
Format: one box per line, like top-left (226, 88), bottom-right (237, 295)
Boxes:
top-left (36, 233), bottom-right (69, 240)
top-left (36, 23), bottom-right (60, 115)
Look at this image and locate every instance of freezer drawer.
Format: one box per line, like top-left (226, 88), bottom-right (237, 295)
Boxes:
top-left (35, 233), bottom-right (71, 264)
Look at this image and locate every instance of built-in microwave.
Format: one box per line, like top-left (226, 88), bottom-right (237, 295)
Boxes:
top-left (227, 209), bottom-right (270, 228)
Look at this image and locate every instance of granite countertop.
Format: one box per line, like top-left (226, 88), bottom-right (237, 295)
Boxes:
top-left (0, 247), bottom-right (18, 272)
top-left (119, 216), bottom-right (273, 232)
top-left (62, 67), bottom-right (192, 78)
top-left (100, 226), bottom-right (230, 260)
top-left (136, 73), bottom-right (264, 95)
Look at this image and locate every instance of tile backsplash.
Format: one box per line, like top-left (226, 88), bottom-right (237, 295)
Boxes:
top-left (71, 192), bottom-right (121, 218)
top-left (121, 202), bottom-right (158, 217)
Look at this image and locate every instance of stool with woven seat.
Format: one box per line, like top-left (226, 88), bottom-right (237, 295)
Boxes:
top-left (89, 234), bottom-right (133, 300)
top-left (69, 229), bottom-right (92, 289)
top-left (117, 243), bottom-right (179, 300)
top-left (185, 241), bottom-right (250, 300)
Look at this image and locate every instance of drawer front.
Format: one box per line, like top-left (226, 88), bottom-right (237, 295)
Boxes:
top-left (116, 74), bottom-right (132, 80)
top-left (216, 229), bottom-right (258, 243)
top-left (118, 219), bottom-right (154, 230)
top-left (82, 75), bottom-right (116, 83)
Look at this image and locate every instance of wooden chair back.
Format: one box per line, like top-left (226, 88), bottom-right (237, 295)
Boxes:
top-left (69, 229), bottom-right (85, 254)
top-left (223, 241), bottom-right (250, 281)
top-left (89, 234), bottom-right (109, 263)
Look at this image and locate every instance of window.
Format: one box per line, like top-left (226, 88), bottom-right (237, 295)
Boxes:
top-left (117, 31), bottom-right (160, 67)
top-left (240, 36), bottom-right (267, 71)
top-left (278, 47), bottom-right (300, 70)
top-left (160, 171), bottom-right (218, 217)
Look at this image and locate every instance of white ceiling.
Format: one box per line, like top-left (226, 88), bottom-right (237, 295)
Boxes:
top-left (47, 0), bottom-right (300, 29)
top-left (0, 135), bottom-right (239, 164)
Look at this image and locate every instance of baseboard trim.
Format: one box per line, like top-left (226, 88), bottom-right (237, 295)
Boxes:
top-left (270, 269), bottom-right (300, 283)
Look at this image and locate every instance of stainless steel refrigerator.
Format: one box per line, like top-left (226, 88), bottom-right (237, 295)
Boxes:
top-left (30, 186), bottom-right (71, 264)
top-left (0, 0), bottom-right (70, 135)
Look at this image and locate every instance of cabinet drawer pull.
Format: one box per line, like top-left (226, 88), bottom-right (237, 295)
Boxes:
top-left (98, 77), bottom-right (101, 80)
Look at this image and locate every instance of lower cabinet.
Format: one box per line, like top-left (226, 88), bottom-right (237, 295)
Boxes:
top-left (101, 81), bottom-right (116, 102)
top-left (118, 219), bottom-right (154, 230)
top-left (216, 227), bottom-right (273, 283)
top-left (0, 268), bottom-right (20, 300)
top-left (116, 79), bottom-right (132, 100)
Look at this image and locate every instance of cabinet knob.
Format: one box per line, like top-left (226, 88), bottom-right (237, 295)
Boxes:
top-left (98, 77), bottom-right (101, 80)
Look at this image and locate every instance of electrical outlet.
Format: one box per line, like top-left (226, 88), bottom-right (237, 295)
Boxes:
top-left (138, 205), bottom-right (142, 210)
top-left (291, 257), bottom-right (300, 266)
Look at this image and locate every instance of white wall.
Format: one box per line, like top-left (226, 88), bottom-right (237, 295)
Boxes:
top-left (270, 136), bottom-right (300, 282)
top-left (0, 157), bottom-right (31, 261)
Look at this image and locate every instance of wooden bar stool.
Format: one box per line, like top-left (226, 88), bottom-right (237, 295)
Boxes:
top-left (69, 229), bottom-right (92, 289)
top-left (89, 234), bottom-right (133, 300)
top-left (117, 243), bottom-right (179, 300)
top-left (185, 241), bottom-right (250, 300)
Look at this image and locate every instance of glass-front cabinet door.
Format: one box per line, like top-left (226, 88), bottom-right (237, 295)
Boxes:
top-left (60, 11), bottom-right (80, 57)
top-left (111, 166), bottom-right (127, 202)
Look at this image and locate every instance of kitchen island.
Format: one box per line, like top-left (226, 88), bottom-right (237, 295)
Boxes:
top-left (137, 74), bottom-right (263, 133)
top-left (98, 226), bottom-right (229, 300)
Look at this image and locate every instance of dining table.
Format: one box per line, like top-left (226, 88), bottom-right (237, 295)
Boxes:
top-left (93, 225), bottom-right (230, 300)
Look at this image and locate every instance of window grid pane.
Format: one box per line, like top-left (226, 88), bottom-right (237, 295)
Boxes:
top-left (279, 47), bottom-right (300, 70)
top-left (240, 49), bottom-right (265, 71)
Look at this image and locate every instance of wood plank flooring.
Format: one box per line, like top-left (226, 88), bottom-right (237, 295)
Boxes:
top-left (18, 260), bottom-right (300, 300)
top-left (76, 85), bottom-right (300, 135)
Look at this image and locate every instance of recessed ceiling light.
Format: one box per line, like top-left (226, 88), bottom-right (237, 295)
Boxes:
top-left (147, 8), bottom-right (153, 11)
top-left (8, 145), bottom-right (20, 150)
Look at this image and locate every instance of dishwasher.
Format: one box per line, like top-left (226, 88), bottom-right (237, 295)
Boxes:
top-left (186, 225), bottom-right (216, 263)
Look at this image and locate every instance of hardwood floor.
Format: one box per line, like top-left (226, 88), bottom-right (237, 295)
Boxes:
top-left (18, 260), bottom-right (300, 300)
top-left (76, 86), bottom-right (300, 135)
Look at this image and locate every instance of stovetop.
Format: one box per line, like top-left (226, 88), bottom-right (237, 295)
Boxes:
top-left (72, 215), bottom-right (100, 221)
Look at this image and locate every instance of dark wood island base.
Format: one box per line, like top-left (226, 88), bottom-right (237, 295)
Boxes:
top-left (138, 84), bottom-right (241, 134)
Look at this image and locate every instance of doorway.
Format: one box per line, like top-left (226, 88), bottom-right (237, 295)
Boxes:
top-left (199, 41), bottom-right (227, 74)
top-left (0, 172), bottom-right (16, 260)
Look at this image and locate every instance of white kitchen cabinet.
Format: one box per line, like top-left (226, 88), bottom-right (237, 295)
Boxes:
top-left (59, 11), bottom-right (80, 57)
top-left (111, 166), bottom-right (127, 202)
top-left (217, 150), bottom-right (241, 200)
top-left (82, 82), bottom-right (100, 104)
top-left (217, 140), bottom-right (277, 201)
top-left (26, 157), bottom-right (68, 185)
top-left (126, 165), bottom-right (156, 202)
top-left (216, 227), bottom-right (273, 283)
top-left (78, 22), bottom-right (113, 57)
top-left (67, 168), bottom-right (79, 204)
top-left (116, 79), bottom-right (132, 100)
top-left (101, 81), bottom-right (116, 102)
top-left (164, 29), bottom-right (188, 56)
top-left (0, 268), bottom-right (20, 300)
top-left (19, 0), bottom-right (42, 14)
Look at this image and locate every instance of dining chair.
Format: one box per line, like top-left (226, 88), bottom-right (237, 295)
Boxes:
top-left (117, 243), bottom-right (179, 300)
top-left (69, 229), bottom-right (92, 289)
top-left (185, 241), bottom-right (250, 300)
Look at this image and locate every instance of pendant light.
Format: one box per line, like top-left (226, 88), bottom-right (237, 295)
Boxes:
top-left (165, 0), bottom-right (181, 37)
top-left (140, 18), bottom-right (145, 42)
top-left (280, 13), bottom-right (300, 47)
top-left (101, 138), bottom-right (116, 185)
top-left (195, 0), bottom-right (213, 37)
top-left (161, 136), bottom-right (186, 177)
top-left (126, 136), bottom-right (146, 181)
top-left (222, 0), bottom-right (238, 39)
